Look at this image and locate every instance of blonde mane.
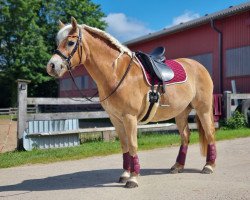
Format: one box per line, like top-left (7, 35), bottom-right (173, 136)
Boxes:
top-left (82, 24), bottom-right (132, 57)
top-left (56, 24), bottom-right (132, 57)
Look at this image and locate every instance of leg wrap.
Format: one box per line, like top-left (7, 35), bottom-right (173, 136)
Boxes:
top-left (206, 144), bottom-right (216, 164)
top-left (130, 154), bottom-right (140, 174)
top-left (123, 152), bottom-right (131, 171)
top-left (176, 145), bottom-right (188, 165)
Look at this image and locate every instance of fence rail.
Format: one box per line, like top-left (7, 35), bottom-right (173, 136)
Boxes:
top-left (0, 107), bottom-right (36, 115)
top-left (27, 97), bottom-right (100, 105)
top-left (223, 91), bottom-right (250, 120)
top-left (27, 111), bottom-right (109, 121)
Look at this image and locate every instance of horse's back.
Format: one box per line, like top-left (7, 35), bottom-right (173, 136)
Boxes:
top-left (175, 58), bottom-right (213, 91)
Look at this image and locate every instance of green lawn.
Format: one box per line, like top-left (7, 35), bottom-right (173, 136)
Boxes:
top-left (0, 128), bottom-right (250, 168)
top-left (0, 115), bottom-right (17, 120)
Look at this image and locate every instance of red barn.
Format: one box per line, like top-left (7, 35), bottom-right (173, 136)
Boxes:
top-left (59, 2), bottom-right (250, 97)
top-left (59, 65), bottom-right (97, 97)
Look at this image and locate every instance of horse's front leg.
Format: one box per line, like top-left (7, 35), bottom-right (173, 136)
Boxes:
top-left (109, 115), bottom-right (131, 183)
top-left (122, 114), bottom-right (140, 188)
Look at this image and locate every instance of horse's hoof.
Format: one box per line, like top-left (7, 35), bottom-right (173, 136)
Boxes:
top-left (170, 167), bottom-right (184, 174)
top-left (118, 170), bottom-right (130, 183)
top-left (170, 163), bottom-right (184, 174)
top-left (201, 165), bottom-right (214, 174)
top-left (125, 181), bottom-right (138, 188)
top-left (119, 176), bottom-right (129, 183)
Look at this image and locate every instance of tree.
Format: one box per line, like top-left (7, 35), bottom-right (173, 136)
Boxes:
top-left (0, 0), bottom-right (106, 107)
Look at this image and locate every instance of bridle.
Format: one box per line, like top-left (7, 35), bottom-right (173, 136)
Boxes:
top-left (54, 26), bottom-right (134, 103)
top-left (54, 28), bottom-right (82, 70)
top-left (54, 27), bottom-right (96, 101)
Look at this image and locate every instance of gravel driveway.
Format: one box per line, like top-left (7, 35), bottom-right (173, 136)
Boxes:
top-left (0, 137), bottom-right (249, 200)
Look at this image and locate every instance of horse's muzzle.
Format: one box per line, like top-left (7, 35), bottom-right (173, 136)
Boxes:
top-left (46, 58), bottom-right (68, 78)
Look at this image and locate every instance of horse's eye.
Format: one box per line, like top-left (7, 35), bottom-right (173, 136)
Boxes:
top-left (67, 41), bottom-right (75, 46)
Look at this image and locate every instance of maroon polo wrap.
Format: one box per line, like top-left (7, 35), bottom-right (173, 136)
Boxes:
top-left (176, 145), bottom-right (188, 165)
top-left (123, 152), bottom-right (131, 171)
top-left (206, 144), bottom-right (216, 163)
top-left (130, 154), bottom-right (140, 174)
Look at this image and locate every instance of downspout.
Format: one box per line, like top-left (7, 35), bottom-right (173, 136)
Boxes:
top-left (210, 19), bottom-right (223, 93)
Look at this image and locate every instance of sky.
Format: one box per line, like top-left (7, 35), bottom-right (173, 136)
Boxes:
top-left (92, 0), bottom-right (250, 42)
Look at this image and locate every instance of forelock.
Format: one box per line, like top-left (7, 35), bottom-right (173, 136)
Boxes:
top-left (56, 24), bottom-right (72, 44)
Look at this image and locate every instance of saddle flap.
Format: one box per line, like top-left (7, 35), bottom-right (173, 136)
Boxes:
top-left (150, 58), bottom-right (174, 82)
top-left (136, 51), bottom-right (174, 83)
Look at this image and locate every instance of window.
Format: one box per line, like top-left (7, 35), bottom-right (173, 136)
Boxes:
top-left (90, 79), bottom-right (97, 89)
top-left (81, 76), bottom-right (89, 89)
top-left (60, 78), bottom-right (71, 91)
top-left (226, 46), bottom-right (250, 77)
top-left (74, 76), bottom-right (89, 89)
top-left (75, 77), bottom-right (81, 89)
top-left (189, 53), bottom-right (213, 76)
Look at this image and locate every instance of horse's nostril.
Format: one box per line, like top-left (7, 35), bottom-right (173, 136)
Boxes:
top-left (50, 63), bottom-right (55, 69)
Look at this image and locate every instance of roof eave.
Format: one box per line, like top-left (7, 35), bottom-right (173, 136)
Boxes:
top-left (123, 2), bottom-right (250, 46)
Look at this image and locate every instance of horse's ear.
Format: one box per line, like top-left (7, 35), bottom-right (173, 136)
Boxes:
top-left (71, 17), bottom-right (77, 31)
top-left (58, 20), bottom-right (65, 29)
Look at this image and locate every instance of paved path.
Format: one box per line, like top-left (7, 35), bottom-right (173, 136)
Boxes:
top-left (0, 119), bottom-right (17, 153)
top-left (0, 138), bottom-right (250, 200)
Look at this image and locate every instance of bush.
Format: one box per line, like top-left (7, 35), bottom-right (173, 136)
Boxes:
top-left (225, 111), bottom-right (247, 129)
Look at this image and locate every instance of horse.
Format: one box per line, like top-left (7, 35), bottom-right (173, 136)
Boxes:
top-left (46, 17), bottom-right (216, 188)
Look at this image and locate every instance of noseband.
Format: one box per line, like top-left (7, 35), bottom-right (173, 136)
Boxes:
top-left (54, 28), bottom-right (82, 70)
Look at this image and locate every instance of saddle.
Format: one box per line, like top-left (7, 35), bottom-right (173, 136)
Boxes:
top-left (149, 46), bottom-right (166, 62)
top-left (136, 46), bottom-right (174, 93)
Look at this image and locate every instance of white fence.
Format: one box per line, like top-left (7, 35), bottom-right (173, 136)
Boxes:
top-left (223, 91), bottom-right (250, 122)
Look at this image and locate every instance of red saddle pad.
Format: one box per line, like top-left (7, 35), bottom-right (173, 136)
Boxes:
top-left (138, 59), bottom-right (187, 86)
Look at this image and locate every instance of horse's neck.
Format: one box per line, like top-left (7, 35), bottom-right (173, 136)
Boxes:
top-left (83, 30), bottom-right (125, 96)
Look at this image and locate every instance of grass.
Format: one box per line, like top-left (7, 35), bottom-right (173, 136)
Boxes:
top-left (0, 128), bottom-right (250, 168)
top-left (0, 115), bottom-right (17, 120)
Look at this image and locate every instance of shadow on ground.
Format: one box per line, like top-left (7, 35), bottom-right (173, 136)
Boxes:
top-left (0, 168), bottom-right (201, 195)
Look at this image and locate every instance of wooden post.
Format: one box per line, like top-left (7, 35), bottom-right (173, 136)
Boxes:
top-left (17, 79), bottom-right (31, 149)
top-left (102, 130), bottom-right (116, 142)
top-left (223, 91), bottom-right (232, 120)
top-left (231, 80), bottom-right (238, 106)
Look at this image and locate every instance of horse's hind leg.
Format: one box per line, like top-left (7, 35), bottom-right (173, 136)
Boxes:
top-left (170, 106), bottom-right (192, 174)
top-left (196, 108), bottom-right (216, 174)
top-left (109, 115), bottom-right (131, 183)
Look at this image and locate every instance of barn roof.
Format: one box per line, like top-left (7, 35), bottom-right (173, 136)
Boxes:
top-left (124, 2), bottom-right (250, 45)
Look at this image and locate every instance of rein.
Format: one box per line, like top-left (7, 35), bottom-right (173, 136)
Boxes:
top-left (54, 27), bottom-right (135, 103)
top-left (99, 53), bottom-right (134, 102)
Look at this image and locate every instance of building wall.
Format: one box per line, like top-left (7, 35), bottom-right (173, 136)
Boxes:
top-left (128, 23), bottom-right (221, 92)
top-left (127, 11), bottom-right (250, 93)
top-left (59, 65), bottom-right (97, 97)
top-left (222, 11), bottom-right (250, 93)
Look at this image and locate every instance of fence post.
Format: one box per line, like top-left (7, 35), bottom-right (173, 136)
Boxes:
top-left (223, 91), bottom-right (232, 120)
top-left (17, 79), bottom-right (31, 149)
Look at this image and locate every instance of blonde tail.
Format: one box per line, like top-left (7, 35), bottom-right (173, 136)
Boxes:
top-left (196, 115), bottom-right (208, 157)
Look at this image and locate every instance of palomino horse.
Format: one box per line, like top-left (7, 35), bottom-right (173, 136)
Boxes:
top-left (46, 18), bottom-right (216, 188)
